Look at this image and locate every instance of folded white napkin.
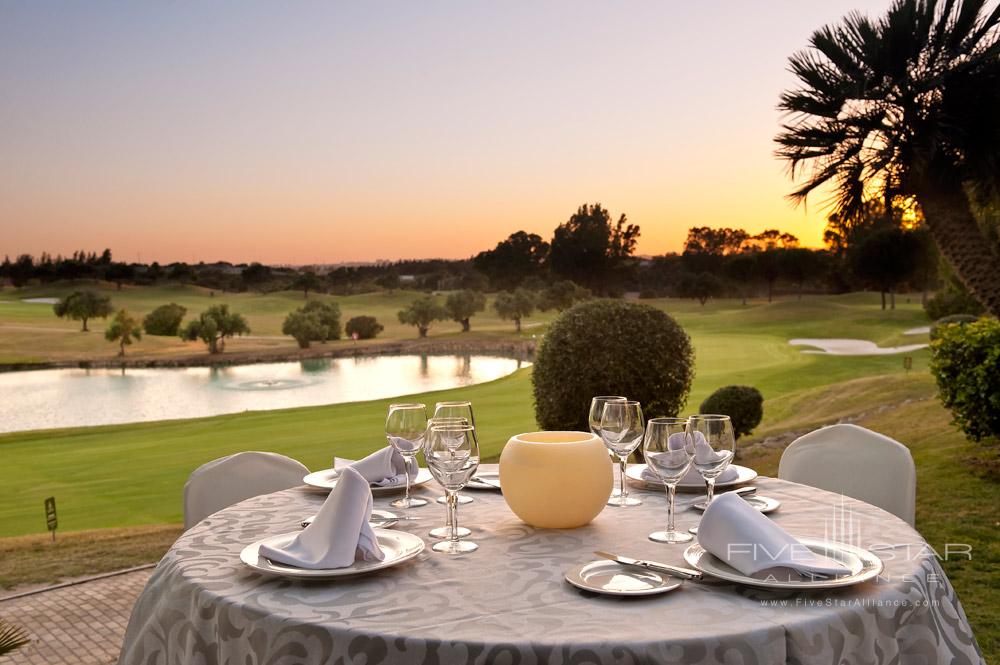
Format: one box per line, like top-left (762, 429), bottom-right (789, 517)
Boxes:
top-left (259, 467), bottom-right (384, 569)
top-left (697, 491), bottom-right (848, 577)
top-left (335, 445), bottom-right (417, 487)
top-left (642, 431), bottom-right (738, 484)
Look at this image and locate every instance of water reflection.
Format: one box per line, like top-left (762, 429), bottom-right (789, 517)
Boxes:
top-left (0, 354), bottom-right (528, 434)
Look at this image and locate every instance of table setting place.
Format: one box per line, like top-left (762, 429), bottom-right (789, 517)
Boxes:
top-left (239, 395), bottom-right (884, 596)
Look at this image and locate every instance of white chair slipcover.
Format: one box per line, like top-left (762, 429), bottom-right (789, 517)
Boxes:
top-left (778, 423), bottom-right (916, 525)
top-left (183, 451), bottom-right (309, 529)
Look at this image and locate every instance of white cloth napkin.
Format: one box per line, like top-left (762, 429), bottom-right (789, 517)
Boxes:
top-left (697, 491), bottom-right (848, 577)
top-left (642, 431), bottom-right (738, 484)
top-left (335, 445), bottom-right (417, 487)
top-left (259, 466), bottom-right (384, 569)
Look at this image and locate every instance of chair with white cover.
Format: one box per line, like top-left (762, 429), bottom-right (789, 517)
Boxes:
top-left (778, 423), bottom-right (916, 525)
top-left (183, 451), bottom-right (310, 529)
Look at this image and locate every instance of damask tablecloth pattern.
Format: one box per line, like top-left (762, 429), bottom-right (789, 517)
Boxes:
top-left (118, 469), bottom-right (984, 664)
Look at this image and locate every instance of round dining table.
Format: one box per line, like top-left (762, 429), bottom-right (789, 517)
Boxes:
top-left (118, 465), bottom-right (983, 665)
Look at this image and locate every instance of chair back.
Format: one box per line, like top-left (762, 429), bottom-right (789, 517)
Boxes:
top-left (183, 451), bottom-right (309, 529)
top-left (778, 423), bottom-right (916, 525)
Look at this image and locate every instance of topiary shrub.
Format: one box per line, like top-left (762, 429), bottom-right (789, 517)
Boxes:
top-left (532, 299), bottom-right (694, 430)
top-left (930, 318), bottom-right (1000, 444)
top-left (930, 314), bottom-right (979, 340)
top-left (699, 385), bottom-right (764, 440)
top-left (143, 303), bottom-right (187, 336)
top-left (346, 315), bottom-right (384, 339)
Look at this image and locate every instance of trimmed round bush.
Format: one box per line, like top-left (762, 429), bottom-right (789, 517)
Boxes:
top-left (930, 318), bottom-right (1000, 444)
top-left (142, 303), bottom-right (187, 336)
top-left (930, 314), bottom-right (979, 340)
top-left (345, 315), bottom-right (384, 340)
top-left (699, 385), bottom-right (764, 440)
top-left (532, 300), bottom-right (694, 430)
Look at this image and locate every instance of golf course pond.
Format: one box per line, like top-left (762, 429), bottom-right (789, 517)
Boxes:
top-left (0, 354), bottom-right (528, 434)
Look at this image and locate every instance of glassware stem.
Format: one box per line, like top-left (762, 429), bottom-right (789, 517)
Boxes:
top-left (403, 463), bottom-right (412, 509)
top-left (618, 455), bottom-right (628, 501)
top-left (447, 490), bottom-right (459, 543)
top-left (705, 478), bottom-right (716, 505)
top-left (666, 484), bottom-right (677, 533)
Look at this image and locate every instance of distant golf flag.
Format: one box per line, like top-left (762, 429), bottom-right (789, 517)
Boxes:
top-left (45, 496), bottom-right (57, 541)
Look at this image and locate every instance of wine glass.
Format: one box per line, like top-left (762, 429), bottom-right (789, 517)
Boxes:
top-left (599, 400), bottom-right (644, 507)
top-left (425, 423), bottom-right (479, 554)
top-left (686, 414), bottom-right (735, 533)
top-left (385, 403), bottom-right (428, 509)
top-left (589, 396), bottom-right (626, 496)
top-left (433, 401), bottom-right (477, 506)
top-left (425, 416), bottom-right (471, 540)
top-left (643, 417), bottom-right (695, 543)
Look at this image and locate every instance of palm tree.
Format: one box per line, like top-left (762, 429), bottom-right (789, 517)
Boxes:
top-left (105, 309), bottom-right (142, 357)
top-left (0, 619), bottom-right (30, 656)
top-left (776, 0), bottom-right (1000, 316)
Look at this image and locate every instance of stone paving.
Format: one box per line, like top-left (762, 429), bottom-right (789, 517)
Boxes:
top-left (0, 568), bottom-right (153, 665)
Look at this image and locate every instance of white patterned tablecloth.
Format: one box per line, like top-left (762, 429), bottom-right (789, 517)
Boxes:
top-left (118, 466), bottom-right (983, 665)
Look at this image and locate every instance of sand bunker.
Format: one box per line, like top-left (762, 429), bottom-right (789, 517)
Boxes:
top-left (903, 326), bottom-right (931, 336)
top-left (789, 338), bottom-right (928, 356)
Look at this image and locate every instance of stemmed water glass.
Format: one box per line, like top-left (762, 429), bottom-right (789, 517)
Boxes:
top-left (424, 422), bottom-right (480, 554)
top-left (385, 403), bottom-right (428, 510)
top-left (687, 414), bottom-right (736, 533)
top-left (589, 396), bottom-right (626, 496)
top-left (425, 415), bottom-right (472, 540)
top-left (599, 400), bottom-right (645, 507)
top-left (433, 401), bottom-right (477, 506)
top-left (643, 417), bottom-right (695, 543)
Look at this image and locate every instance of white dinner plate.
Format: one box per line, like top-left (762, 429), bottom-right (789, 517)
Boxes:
top-left (626, 463), bottom-right (758, 492)
top-left (689, 495), bottom-right (780, 514)
top-left (303, 468), bottom-right (434, 494)
top-left (682, 537), bottom-right (883, 589)
top-left (465, 471), bottom-right (501, 491)
top-left (565, 560), bottom-right (683, 596)
top-left (240, 528), bottom-right (425, 579)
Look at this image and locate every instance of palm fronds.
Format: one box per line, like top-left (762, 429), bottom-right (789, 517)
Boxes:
top-left (0, 619), bottom-right (31, 656)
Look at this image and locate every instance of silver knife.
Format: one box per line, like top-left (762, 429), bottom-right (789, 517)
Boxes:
top-left (594, 550), bottom-right (703, 581)
top-left (470, 476), bottom-right (502, 490)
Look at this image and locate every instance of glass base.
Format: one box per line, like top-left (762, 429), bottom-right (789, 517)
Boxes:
top-left (436, 493), bottom-right (473, 505)
top-left (389, 496), bottom-right (427, 509)
top-left (429, 525), bottom-right (471, 539)
top-left (607, 496), bottom-right (642, 507)
top-left (432, 539), bottom-right (478, 554)
top-left (649, 529), bottom-right (693, 543)
top-left (688, 525), bottom-right (699, 535)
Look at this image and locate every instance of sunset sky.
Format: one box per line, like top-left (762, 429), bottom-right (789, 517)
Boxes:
top-left (1, 1), bottom-right (892, 265)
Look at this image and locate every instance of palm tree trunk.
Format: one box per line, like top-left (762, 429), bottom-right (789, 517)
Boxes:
top-left (914, 180), bottom-right (1000, 317)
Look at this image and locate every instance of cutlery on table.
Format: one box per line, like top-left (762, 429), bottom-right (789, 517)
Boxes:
top-left (471, 476), bottom-right (501, 490)
top-left (593, 550), bottom-right (703, 581)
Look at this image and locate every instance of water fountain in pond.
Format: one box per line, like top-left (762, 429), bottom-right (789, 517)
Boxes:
top-left (225, 377), bottom-right (315, 391)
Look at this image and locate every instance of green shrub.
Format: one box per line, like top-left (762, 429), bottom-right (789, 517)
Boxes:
top-left (699, 385), bottom-right (764, 440)
top-left (925, 284), bottom-right (985, 320)
top-left (346, 315), bottom-right (384, 339)
top-left (302, 300), bottom-right (341, 340)
top-left (930, 318), bottom-right (1000, 443)
top-left (142, 303), bottom-right (187, 336)
top-left (282, 310), bottom-right (327, 349)
top-left (532, 299), bottom-right (694, 430)
top-left (929, 314), bottom-right (980, 340)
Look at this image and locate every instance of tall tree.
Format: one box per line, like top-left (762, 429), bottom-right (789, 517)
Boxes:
top-left (473, 231), bottom-right (549, 290)
top-left (179, 304), bottom-right (250, 353)
top-left (493, 288), bottom-right (536, 332)
top-left (444, 290), bottom-right (487, 332)
top-left (548, 203), bottom-right (640, 291)
top-left (291, 270), bottom-right (323, 298)
top-left (105, 309), bottom-right (142, 356)
top-left (776, 0), bottom-right (1000, 316)
top-left (850, 227), bottom-right (922, 309)
top-left (53, 291), bottom-right (113, 331)
top-left (397, 296), bottom-right (447, 337)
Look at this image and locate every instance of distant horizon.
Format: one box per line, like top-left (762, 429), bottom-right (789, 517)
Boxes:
top-left (2, 1), bottom-right (890, 263)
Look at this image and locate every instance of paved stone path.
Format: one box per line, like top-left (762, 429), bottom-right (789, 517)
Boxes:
top-left (0, 568), bottom-right (153, 665)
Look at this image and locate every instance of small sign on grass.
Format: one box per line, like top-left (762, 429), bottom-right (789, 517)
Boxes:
top-left (45, 496), bottom-right (57, 541)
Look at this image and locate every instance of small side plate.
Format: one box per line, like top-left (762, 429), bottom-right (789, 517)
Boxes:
top-left (626, 463), bottom-right (758, 492)
top-left (565, 560), bottom-right (683, 597)
top-left (303, 468), bottom-right (434, 494)
top-left (690, 495), bottom-right (780, 514)
top-left (240, 528), bottom-right (425, 579)
top-left (466, 472), bottom-right (501, 491)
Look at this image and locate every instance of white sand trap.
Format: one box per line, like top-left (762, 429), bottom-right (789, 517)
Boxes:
top-left (789, 338), bottom-right (928, 355)
top-left (903, 326), bottom-right (931, 336)
top-left (21, 297), bottom-right (59, 304)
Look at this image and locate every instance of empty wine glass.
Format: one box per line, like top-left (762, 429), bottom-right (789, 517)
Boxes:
top-left (433, 401), bottom-right (477, 506)
top-left (643, 417), bottom-right (695, 543)
top-left (385, 403), bottom-right (428, 509)
top-left (589, 396), bottom-right (626, 496)
top-left (687, 414), bottom-right (735, 533)
top-left (599, 400), bottom-right (644, 507)
top-left (425, 423), bottom-right (479, 554)
top-left (425, 416), bottom-right (471, 539)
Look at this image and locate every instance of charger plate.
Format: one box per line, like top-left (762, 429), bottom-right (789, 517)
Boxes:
top-left (682, 537), bottom-right (883, 589)
top-left (626, 463), bottom-right (757, 492)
